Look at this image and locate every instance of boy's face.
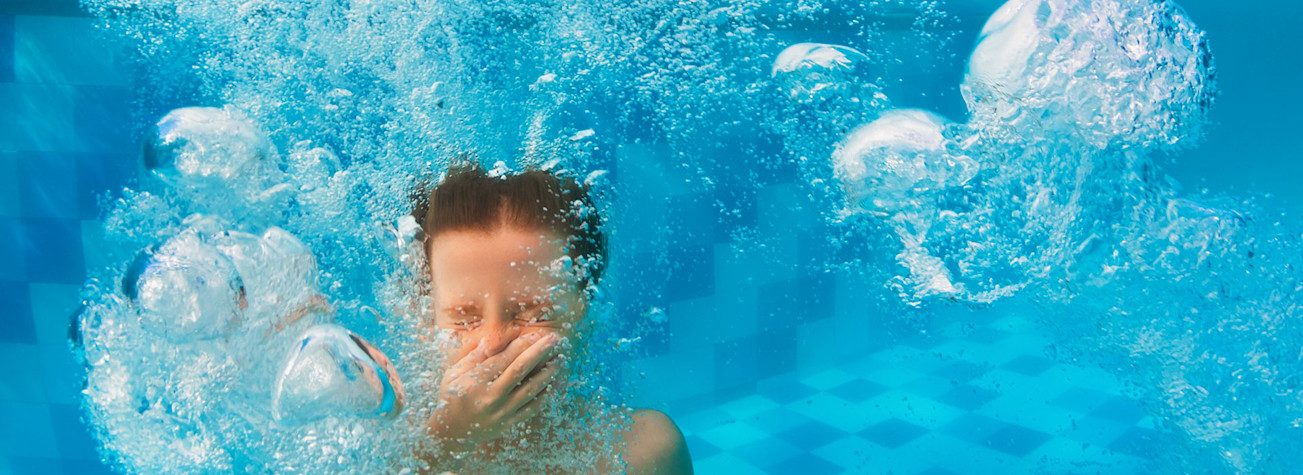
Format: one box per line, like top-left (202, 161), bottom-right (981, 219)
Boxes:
top-left (427, 226), bottom-right (585, 362)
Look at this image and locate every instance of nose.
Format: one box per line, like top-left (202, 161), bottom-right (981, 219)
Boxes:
top-left (472, 322), bottom-right (520, 356)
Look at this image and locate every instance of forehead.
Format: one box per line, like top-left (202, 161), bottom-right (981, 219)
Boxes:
top-left (427, 227), bottom-right (567, 300)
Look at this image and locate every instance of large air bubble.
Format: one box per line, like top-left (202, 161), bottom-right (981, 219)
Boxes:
top-left (272, 324), bottom-right (405, 425)
top-left (144, 106), bottom-right (279, 189)
top-left (833, 109), bottom-right (976, 217)
top-left (127, 230), bottom-right (245, 343)
top-left (962, 0), bottom-right (1216, 151)
top-left (772, 43), bottom-right (879, 105)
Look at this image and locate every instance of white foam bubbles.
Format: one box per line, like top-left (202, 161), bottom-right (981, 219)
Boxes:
top-left (145, 106), bottom-right (278, 187)
top-left (130, 230), bottom-right (245, 343)
top-left (832, 109), bottom-right (976, 217)
top-left (961, 0), bottom-right (1216, 150)
top-left (272, 324), bottom-right (405, 425)
top-left (212, 226), bottom-right (322, 332)
top-left (772, 43), bottom-right (876, 104)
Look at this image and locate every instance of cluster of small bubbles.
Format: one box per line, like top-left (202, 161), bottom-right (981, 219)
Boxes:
top-left (832, 109), bottom-right (977, 218)
top-left (79, 104), bottom-right (441, 472)
top-left (127, 230), bottom-right (245, 343)
top-left (272, 324), bottom-right (405, 425)
top-left (812, 0), bottom-right (1303, 471)
top-left (772, 43), bottom-right (877, 105)
top-left (962, 0), bottom-right (1216, 151)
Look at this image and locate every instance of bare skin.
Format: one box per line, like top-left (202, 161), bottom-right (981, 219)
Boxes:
top-left (424, 226), bottom-right (692, 473)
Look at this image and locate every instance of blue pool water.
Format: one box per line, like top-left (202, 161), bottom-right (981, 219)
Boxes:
top-left (2, 0), bottom-right (1303, 473)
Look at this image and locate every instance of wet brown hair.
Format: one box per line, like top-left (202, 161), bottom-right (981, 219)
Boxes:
top-left (412, 161), bottom-right (606, 286)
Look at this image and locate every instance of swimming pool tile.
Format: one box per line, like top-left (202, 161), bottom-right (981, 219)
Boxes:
top-left (711, 382), bottom-right (759, 406)
top-left (18, 217), bottom-right (84, 284)
top-left (756, 275), bottom-right (820, 329)
top-left (1020, 436), bottom-right (1153, 474)
top-left (978, 395), bottom-right (1080, 436)
top-left (18, 151), bottom-right (78, 219)
top-left (0, 152), bottom-right (17, 217)
top-left (0, 17), bottom-right (12, 83)
top-left (1049, 386), bottom-right (1117, 414)
top-left (827, 378), bottom-right (887, 403)
top-left (796, 313), bottom-right (868, 370)
top-left (0, 343), bottom-right (45, 402)
top-left (711, 241), bottom-right (791, 292)
top-left (668, 296), bottom-right (727, 352)
top-left (916, 467), bottom-right (962, 475)
top-left (746, 406), bottom-right (813, 435)
top-left (934, 383), bottom-right (1000, 411)
top-left (666, 191), bottom-right (717, 247)
top-left (858, 417), bottom-right (929, 449)
top-left (860, 390), bottom-right (964, 429)
top-left (630, 344), bottom-right (715, 403)
top-left (39, 344), bottom-right (82, 405)
top-left (0, 402), bottom-right (59, 458)
top-left (754, 328), bottom-right (798, 376)
top-left (676, 407), bottom-right (735, 438)
top-left (1002, 354), bottom-right (1056, 377)
top-left (62, 459), bottom-right (113, 475)
top-left (1, 0), bottom-right (87, 17)
top-left (755, 374), bottom-right (818, 405)
top-left (786, 393), bottom-right (872, 433)
top-left (79, 220), bottom-right (108, 281)
top-left (1106, 427), bottom-right (1161, 459)
top-left (46, 403), bottom-right (97, 461)
top-left (799, 368), bottom-right (855, 390)
top-left (0, 280), bottom-right (34, 343)
top-left (661, 244), bottom-right (714, 303)
top-left (871, 343), bottom-right (952, 373)
top-left (712, 188), bottom-right (757, 239)
top-left (713, 338), bottom-right (759, 391)
top-left (1056, 414), bottom-right (1133, 449)
top-left (968, 368), bottom-right (1043, 397)
top-left (928, 360), bottom-right (990, 385)
top-left (936, 413), bottom-right (1010, 445)
top-left (716, 394), bottom-right (781, 420)
top-left (730, 436), bottom-right (803, 469)
top-left (775, 420), bottom-right (845, 451)
top-left (0, 83), bottom-right (77, 151)
top-left (924, 434), bottom-right (1023, 475)
top-left (861, 364), bottom-right (927, 388)
top-left (74, 151), bottom-right (133, 218)
top-left (695, 421), bottom-right (767, 451)
top-left (683, 435), bottom-right (721, 461)
top-left (1089, 396), bottom-right (1148, 425)
top-left (1042, 364), bottom-right (1125, 393)
top-left (14, 17), bottom-right (127, 86)
top-left (692, 452), bottom-right (767, 475)
top-left (4, 457), bottom-right (63, 475)
top-left (764, 453), bottom-right (842, 475)
top-left (981, 424), bottom-right (1052, 457)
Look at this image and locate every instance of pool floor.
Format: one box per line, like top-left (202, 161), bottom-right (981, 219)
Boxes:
top-left (676, 312), bottom-right (1157, 474)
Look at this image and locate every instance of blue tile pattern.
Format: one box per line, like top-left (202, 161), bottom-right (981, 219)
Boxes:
top-left (0, 13), bottom-right (131, 473)
top-left (0, 7), bottom-right (1178, 475)
top-left (672, 313), bottom-right (1161, 473)
top-left (0, 16), bottom-right (13, 83)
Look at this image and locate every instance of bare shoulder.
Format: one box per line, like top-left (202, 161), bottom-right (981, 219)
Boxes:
top-left (619, 408), bottom-right (693, 474)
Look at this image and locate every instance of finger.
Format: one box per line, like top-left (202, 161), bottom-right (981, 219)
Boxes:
top-left (476, 332), bottom-right (547, 380)
top-left (493, 333), bottom-right (561, 393)
top-left (501, 380), bottom-right (553, 430)
top-left (446, 338), bottom-right (486, 379)
top-left (504, 357), bottom-right (561, 413)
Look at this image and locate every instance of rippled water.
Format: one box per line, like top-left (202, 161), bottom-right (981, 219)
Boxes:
top-left (69, 0), bottom-right (1303, 472)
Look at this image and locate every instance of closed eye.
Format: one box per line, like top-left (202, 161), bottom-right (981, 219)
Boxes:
top-left (517, 306), bottom-right (554, 325)
top-left (441, 305), bottom-right (481, 330)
